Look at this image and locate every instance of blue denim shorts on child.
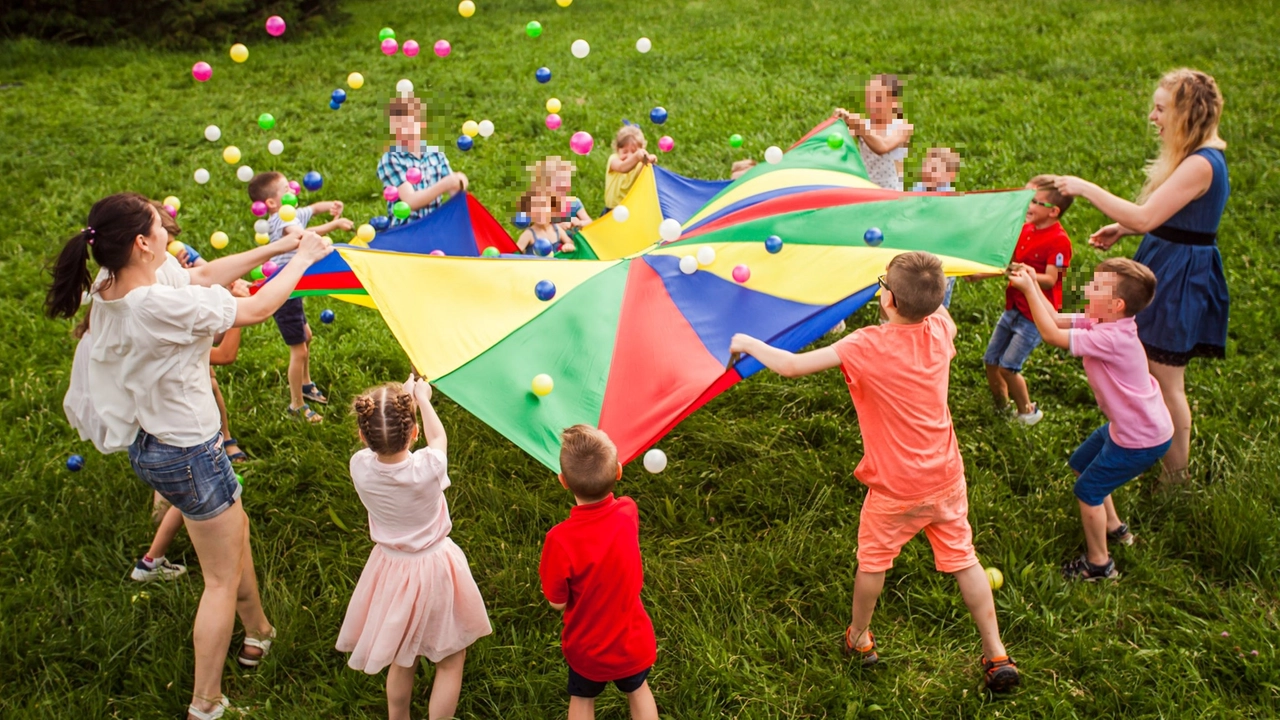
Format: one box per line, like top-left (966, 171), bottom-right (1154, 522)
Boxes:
top-left (983, 308), bottom-right (1043, 372)
top-left (1069, 423), bottom-right (1172, 506)
top-left (128, 430), bottom-right (242, 521)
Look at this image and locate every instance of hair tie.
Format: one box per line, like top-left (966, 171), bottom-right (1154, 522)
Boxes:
top-left (83, 226), bottom-right (95, 245)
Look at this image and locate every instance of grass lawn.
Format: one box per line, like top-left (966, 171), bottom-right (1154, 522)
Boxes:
top-left (2, 0), bottom-right (1279, 717)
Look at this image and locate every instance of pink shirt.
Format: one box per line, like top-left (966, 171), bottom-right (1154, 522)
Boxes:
top-left (1070, 316), bottom-right (1174, 449)
top-left (349, 447), bottom-right (452, 553)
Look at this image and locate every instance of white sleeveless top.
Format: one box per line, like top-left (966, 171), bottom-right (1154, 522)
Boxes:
top-left (857, 118), bottom-right (909, 191)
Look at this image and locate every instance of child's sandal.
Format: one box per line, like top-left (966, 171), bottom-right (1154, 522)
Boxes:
top-left (187, 695), bottom-right (230, 720)
top-left (301, 382), bottom-right (329, 405)
top-left (222, 437), bottom-right (248, 463)
top-left (237, 627), bottom-right (276, 668)
top-left (981, 655), bottom-right (1021, 692)
top-left (287, 403), bottom-right (323, 424)
top-left (844, 626), bottom-right (878, 666)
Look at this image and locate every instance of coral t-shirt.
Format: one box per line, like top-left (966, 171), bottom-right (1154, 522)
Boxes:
top-left (1006, 221), bottom-right (1073, 320)
top-left (540, 495), bottom-right (657, 681)
top-left (833, 312), bottom-right (965, 501)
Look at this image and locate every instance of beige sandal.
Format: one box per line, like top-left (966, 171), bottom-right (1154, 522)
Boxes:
top-left (187, 695), bottom-right (230, 720)
top-left (237, 627), bottom-right (276, 668)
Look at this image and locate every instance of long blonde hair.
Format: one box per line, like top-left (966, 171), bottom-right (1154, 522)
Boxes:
top-left (1139, 68), bottom-right (1226, 203)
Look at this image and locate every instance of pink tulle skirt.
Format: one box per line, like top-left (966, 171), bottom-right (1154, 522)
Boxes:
top-left (336, 538), bottom-right (492, 673)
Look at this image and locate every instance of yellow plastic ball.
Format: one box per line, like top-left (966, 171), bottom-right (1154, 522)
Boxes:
top-left (531, 373), bottom-right (554, 397)
top-left (557, 0), bottom-right (572, 6)
top-left (356, 223), bottom-right (376, 242)
top-left (347, 72), bottom-right (364, 90)
top-left (985, 567), bottom-right (1004, 590)
top-left (222, 146), bottom-right (241, 164)
top-left (462, 120), bottom-right (479, 138)
top-left (255, 232), bottom-right (270, 246)
top-left (167, 240), bottom-right (184, 256)
top-left (229, 44), bottom-right (249, 63)
top-left (545, 97), bottom-right (561, 114)
top-left (210, 231), bottom-right (229, 249)
top-left (458, 0), bottom-right (475, 17)
top-left (322, 236), bottom-right (333, 245)
top-left (278, 204), bottom-right (297, 222)
top-left (162, 195), bottom-right (181, 212)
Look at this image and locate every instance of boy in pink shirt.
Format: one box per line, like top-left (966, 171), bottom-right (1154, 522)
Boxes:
top-left (1009, 258), bottom-right (1172, 581)
top-left (729, 251), bottom-right (1020, 692)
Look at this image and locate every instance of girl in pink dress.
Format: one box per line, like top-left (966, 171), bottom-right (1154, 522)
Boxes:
top-left (337, 377), bottom-right (492, 720)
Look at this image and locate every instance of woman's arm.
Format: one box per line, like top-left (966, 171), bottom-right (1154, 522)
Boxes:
top-left (1055, 154), bottom-right (1213, 235)
top-left (232, 233), bottom-right (330, 327)
top-left (189, 239), bottom-right (299, 288)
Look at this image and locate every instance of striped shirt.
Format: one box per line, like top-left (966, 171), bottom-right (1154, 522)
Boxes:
top-left (267, 205), bottom-right (315, 266)
top-left (377, 141), bottom-right (452, 226)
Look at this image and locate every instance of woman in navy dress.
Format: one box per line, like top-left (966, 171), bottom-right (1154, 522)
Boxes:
top-left (1053, 68), bottom-right (1228, 486)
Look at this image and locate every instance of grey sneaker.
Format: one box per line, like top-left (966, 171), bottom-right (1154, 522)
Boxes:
top-left (1014, 404), bottom-right (1044, 426)
top-left (131, 557), bottom-right (187, 582)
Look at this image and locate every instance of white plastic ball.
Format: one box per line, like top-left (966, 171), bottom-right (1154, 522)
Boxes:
top-left (204, 125), bottom-right (221, 142)
top-left (658, 218), bottom-right (682, 242)
top-left (679, 255), bottom-right (698, 274)
top-left (268, 139), bottom-right (284, 155)
top-left (642, 448), bottom-right (667, 474)
top-left (571, 39), bottom-right (590, 59)
top-left (237, 165), bottom-right (254, 182)
top-left (193, 168), bottom-right (210, 184)
top-left (478, 119), bottom-right (494, 138)
top-left (764, 145), bottom-right (784, 164)
top-left (396, 78), bottom-right (414, 94)
top-left (636, 37), bottom-right (652, 53)
top-left (696, 245), bottom-right (716, 266)
top-left (254, 219), bottom-right (270, 234)
top-left (612, 205), bottom-right (630, 223)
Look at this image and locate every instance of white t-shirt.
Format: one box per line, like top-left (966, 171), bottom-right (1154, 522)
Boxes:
top-left (349, 447), bottom-right (453, 553)
top-left (86, 277), bottom-right (238, 451)
top-left (268, 206), bottom-right (315, 266)
top-left (857, 118), bottom-right (909, 191)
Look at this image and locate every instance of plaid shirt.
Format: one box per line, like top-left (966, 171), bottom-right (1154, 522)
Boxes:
top-left (377, 141), bottom-right (452, 226)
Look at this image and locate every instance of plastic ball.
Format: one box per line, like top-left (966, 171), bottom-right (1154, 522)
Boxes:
top-left (526, 21), bottom-right (543, 38)
top-left (382, 186), bottom-right (400, 203)
top-left (462, 120), bottom-right (479, 137)
top-left (405, 167), bottom-right (423, 184)
top-left (476, 120), bottom-right (494, 138)
top-left (236, 473), bottom-right (244, 485)
top-left (557, 0), bottom-right (572, 6)
top-left (533, 238), bottom-right (553, 256)
top-left (696, 246), bottom-right (716, 266)
top-left (764, 146), bottom-right (784, 164)
top-left (571, 39), bottom-right (590, 58)
top-left (204, 125), bottom-right (221, 142)
top-left (192, 61), bottom-right (212, 82)
top-left (281, 192), bottom-right (298, 207)
top-left (536, 66), bottom-right (552, 83)
top-left (429, 249), bottom-right (445, 256)
top-left (457, 135), bottom-right (474, 151)
top-left (381, 38), bottom-right (399, 55)
top-left (265, 15), bottom-right (286, 36)
top-left (250, 266), bottom-right (265, 280)
top-left (163, 195), bottom-right (181, 212)
top-left (222, 146), bottom-right (240, 164)
top-left (546, 97), bottom-right (561, 114)
top-left (303, 171), bottom-right (323, 191)
top-left (289, 180), bottom-right (301, 195)
top-left (612, 205), bottom-right (630, 223)
top-left (210, 231), bottom-right (229, 249)
top-left (167, 240), bottom-right (184, 256)
top-left (251, 201), bottom-right (267, 217)
top-left (163, 204), bottom-right (177, 218)
top-left (863, 227), bottom-right (884, 246)
top-left (569, 131), bottom-right (593, 155)
top-left (379, 27), bottom-right (396, 42)
top-left (459, 0), bottom-right (475, 17)
top-left (257, 113), bottom-right (275, 130)
top-left (643, 448), bottom-right (667, 474)
top-left (347, 72), bottom-right (364, 89)
top-left (732, 264), bottom-right (751, 283)
top-left (513, 212), bottom-right (531, 229)
top-left (827, 134), bottom-right (844, 150)
top-left (392, 201), bottom-right (412, 220)
top-left (279, 204), bottom-right (297, 222)
top-left (658, 218), bottom-right (682, 242)
top-left (329, 100), bottom-right (342, 111)
top-left (331, 88), bottom-right (347, 104)
top-left (545, 113), bottom-right (562, 130)
top-left (986, 567), bottom-right (1004, 590)
top-left (434, 40), bottom-right (451, 57)
top-left (649, 106), bottom-right (668, 124)
top-left (370, 216), bottom-right (391, 231)
top-left (658, 135), bottom-right (674, 152)
top-left (481, 246), bottom-right (500, 257)
top-left (255, 233), bottom-right (270, 245)
top-left (236, 165), bottom-right (254, 182)
top-left (262, 261), bottom-right (279, 278)
top-left (531, 373), bottom-right (554, 397)
top-left (194, 168), bottom-right (210, 184)
top-left (268, 139), bottom-right (284, 155)
top-left (396, 78), bottom-right (414, 95)
top-left (67, 454), bottom-right (85, 472)
top-left (254, 219), bottom-right (270, 234)
top-left (765, 235), bottom-right (783, 254)
top-left (356, 223), bottom-right (376, 241)
top-left (636, 37), bottom-right (652, 53)
top-left (230, 43), bottom-right (249, 63)
top-left (535, 280), bottom-right (556, 301)
top-left (320, 309), bottom-right (335, 324)
top-left (679, 255), bottom-right (698, 274)
top-left (729, 133), bottom-right (744, 148)
top-left (403, 40), bottom-right (420, 57)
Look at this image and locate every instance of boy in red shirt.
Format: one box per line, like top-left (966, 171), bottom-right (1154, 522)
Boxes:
top-left (973, 175), bottom-right (1074, 426)
top-left (540, 426), bottom-right (659, 720)
top-left (730, 252), bottom-right (1020, 692)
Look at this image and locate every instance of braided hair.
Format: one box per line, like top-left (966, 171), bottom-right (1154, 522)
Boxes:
top-left (352, 383), bottom-right (418, 455)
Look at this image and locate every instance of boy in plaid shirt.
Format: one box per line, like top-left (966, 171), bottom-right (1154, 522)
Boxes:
top-left (377, 95), bottom-right (469, 226)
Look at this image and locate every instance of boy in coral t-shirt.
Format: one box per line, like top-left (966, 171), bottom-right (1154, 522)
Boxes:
top-left (540, 425), bottom-right (659, 720)
top-left (730, 251), bottom-right (1020, 692)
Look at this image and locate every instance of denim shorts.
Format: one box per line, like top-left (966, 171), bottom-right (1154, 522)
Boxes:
top-left (983, 309), bottom-right (1043, 372)
top-left (942, 277), bottom-right (956, 309)
top-left (128, 430), bottom-right (242, 521)
top-left (567, 664), bottom-right (650, 698)
top-left (1069, 424), bottom-right (1172, 506)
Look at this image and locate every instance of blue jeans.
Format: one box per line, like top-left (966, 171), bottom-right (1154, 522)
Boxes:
top-left (983, 309), bottom-right (1042, 372)
top-left (128, 430), bottom-right (242, 521)
top-left (942, 277), bottom-right (956, 309)
top-left (1069, 424), bottom-right (1172, 506)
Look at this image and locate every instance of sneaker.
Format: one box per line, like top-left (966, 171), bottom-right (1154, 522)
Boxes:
top-left (1014, 404), bottom-right (1043, 426)
top-left (1107, 523), bottom-right (1135, 547)
top-left (1061, 554), bottom-right (1118, 582)
top-left (131, 557), bottom-right (187, 582)
top-left (981, 655), bottom-right (1021, 692)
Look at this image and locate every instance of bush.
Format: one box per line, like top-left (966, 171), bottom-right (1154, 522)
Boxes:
top-left (0, 0), bottom-right (346, 47)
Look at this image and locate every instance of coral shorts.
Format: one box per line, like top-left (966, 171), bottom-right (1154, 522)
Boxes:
top-left (857, 479), bottom-right (978, 573)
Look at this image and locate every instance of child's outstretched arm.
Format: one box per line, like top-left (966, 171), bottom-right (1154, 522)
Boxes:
top-left (309, 217), bottom-right (355, 235)
top-left (1009, 267), bottom-right (1069, 348)
top-left (408, 376), bottom-right (447, 453)
top-left (729, 334), bottom-right (841, 378)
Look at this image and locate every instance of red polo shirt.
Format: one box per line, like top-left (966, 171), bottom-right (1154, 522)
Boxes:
top-left (1006, 221), bottom-right (1073, 320)
top-left (540, 494), bottom-right (657, 681)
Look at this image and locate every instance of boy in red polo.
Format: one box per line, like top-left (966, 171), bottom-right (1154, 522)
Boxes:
top-left (540, 425), bottom-right (659, 720)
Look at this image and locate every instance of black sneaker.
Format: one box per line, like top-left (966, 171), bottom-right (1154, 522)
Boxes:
top-left (1062, 554), bottom-right (1118, 582)
top-left (1107, 523), bottom-right (1135, 546)
top-left (981, 655), bottom-right (1021, 692)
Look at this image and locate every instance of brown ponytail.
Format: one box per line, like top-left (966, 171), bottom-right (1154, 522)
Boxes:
top-left (352, 383), bottom-right (418, 455)
top-left (45, 193), bottom-right (157, 319)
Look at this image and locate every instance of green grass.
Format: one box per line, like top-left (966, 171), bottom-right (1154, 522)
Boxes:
top-left (2, 0), bottom-right (1279, 717)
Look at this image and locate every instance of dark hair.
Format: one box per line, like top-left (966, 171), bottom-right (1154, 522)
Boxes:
top-left (559, 425), bottom-right (618, 502)
top-left (353, 383), bottom-right (418, 455)
top-left (886, 251), bottom-right (945, 321)
top-left (248, 172), bottom-right (286, 203)
top-left (1096, 258), bottom-right (1157, 316)
top-left (1028, 174), bottom-right (1074, 217)
top-left (46, 193), bottom-right (157, 320)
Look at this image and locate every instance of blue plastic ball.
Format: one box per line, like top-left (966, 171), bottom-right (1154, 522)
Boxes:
top-left (535, 66), bottom-right (552, 83)
top-left (331, 88), bottom-right (347, 104)
top-left (457, 135), bottom-right (474, 151)
top-left (649, 106), bottom-right (668, 125)
top-left (370, 215), bottom-right (391, 231)
top-left (533, 237), bottom-right (553, 256)
top-left (513, 212), bottom-right (532, 229)
top-left (320, 309), bottom-right (335, 324)
top-left (303, 171), bottom-right (323, 191)
top-left (67, 454), bottom-right (84, 472)
top-left (329, 100), bottom-right (342, 110)
top-left (535, 280), bottom-right (556, 301)
top-left (765, 235), bottom-right (783, 254)
top-left (863, 227), bottom-right (884, 246)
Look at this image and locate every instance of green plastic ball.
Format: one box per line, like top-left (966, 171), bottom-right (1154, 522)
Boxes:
top-left (250, 266), bottom-right (265, 280)
top-left (481, 246), bottom-right (500, 257)
top-left (827, 134), bottom-right (844, 149)
top-left (379, 27), bottom-right (396, 41)
top-left (729, 133), bottom-right (744, 148)
top-left (392, 200), bottom-right (412, 220)
top-left (235, 473), bottom-right (244, 485)
top-left (257, 113), bottom-right (275, 130)
top-left (281, 192), bottom-right (298, 207)
top-left (526, 21), bottom-right (543, 38)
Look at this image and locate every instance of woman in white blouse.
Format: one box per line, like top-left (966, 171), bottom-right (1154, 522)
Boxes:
top-left (46, 193), bottom-right (332, 720)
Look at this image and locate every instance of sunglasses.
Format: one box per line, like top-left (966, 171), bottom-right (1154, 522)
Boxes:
top-left (1030, 200), bottom-right (1056, 209)
top-left (877, 274), bottom-right (894, 294)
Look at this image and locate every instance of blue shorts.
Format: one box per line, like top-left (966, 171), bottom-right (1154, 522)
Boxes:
top-left (273, 297), bottom-right (308, 346)
top-left (128, 430), bottom-right (242, 521)
top-left (942, 277), bottom-right (956, 309)
top-left (567, 664), bottom-right (650, 699)
top-left (983, 309), bottom-right (1042, 372)
top-left (1069, 424), bottom-right (1172, 506)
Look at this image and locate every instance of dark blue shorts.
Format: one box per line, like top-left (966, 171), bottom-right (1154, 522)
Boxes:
top-left (273, 297), bottom-right (308, 346)
top-left (1069, 423), bottom-right (1171, 506)
top-left (128, 430), bottom-right (242, 521)
top-left (567, 664), bottom-right (650, 699)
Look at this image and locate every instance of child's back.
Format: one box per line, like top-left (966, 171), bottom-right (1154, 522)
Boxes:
top-left (349, 446), bottom-right (452, 552)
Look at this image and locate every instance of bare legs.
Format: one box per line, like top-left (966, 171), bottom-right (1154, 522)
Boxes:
top-left (287, 341), bottom-right (310, 411)
top-left (567, 681), bottom-right (658, 720)
top-left (1148, 360), bottom-right (1190, 481)
top-left (985, 363), bottom-right (1033, 414)
top-left (145, 505), bottom-right (185, 559)
top-left (386, 650), bottom-right (468, 720)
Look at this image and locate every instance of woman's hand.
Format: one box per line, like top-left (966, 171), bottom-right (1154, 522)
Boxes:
top-left (294, 232), bottom-right (333, 264)
top-left (1089, 223), bottom-right (1126, 250)
top-left (1053, 175), bottom-right (1093, 198)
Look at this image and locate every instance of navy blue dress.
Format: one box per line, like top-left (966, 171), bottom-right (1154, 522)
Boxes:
top-left (1132, 147), bottom-right (1230, 365)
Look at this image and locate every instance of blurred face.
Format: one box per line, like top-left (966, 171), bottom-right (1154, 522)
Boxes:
top-left (618, 138), bottom-right (639, 156)
top-left (921, 156), bottom-right (951, 185)
top-left (1025, 189), bottom-right (1058, 225)
top-left (1084, 271), bottom-right (1125, 321)
top-left (390, 110), bottom-right (420, 139)
top-left (1149, 86), bottom-right (1172, 141)
top-left (530, 195), bottom-right (553, 224)
top-left (865, 78), bottom-right (898, 120)
top-left (549, 163), bottom-right (572, 194)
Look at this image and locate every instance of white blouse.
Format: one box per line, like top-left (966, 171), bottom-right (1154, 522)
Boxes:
top-left (857, 118), bottom-right (909, 191)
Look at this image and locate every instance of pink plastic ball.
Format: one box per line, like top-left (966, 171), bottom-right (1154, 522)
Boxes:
top-left (381, 38), bottom-right (399, 55)
top-left (382, 186), bottom-right (400, 202)
top-left (406, 167), bottom-right (423, 184)
top-left (545, 113), bottom-right (562, 130)
top-left (262, 261), bottom-right (280, 277)
top-left (569, 131), bottom-right (594, 155)
top-left (658, 135), bottom-right (674, 152)
top-left (265, 16), bottom-right (286, 37)
top-left (192, 62), bottom-right (212, 82)
top-left (251, 201), bottom-right (268, 217)
top-left (403, 40), bottom-right (420, 57)
top-left (288, 181), bottom-right (302, 195)
top-left (429, 250), bottom-right (445, 256)
top-left (434, 39), bottom-right (451, 57)
top-left (732, 264), bottom-right (751, 283)
top-left (164, 204), bottom-right (177, 218)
